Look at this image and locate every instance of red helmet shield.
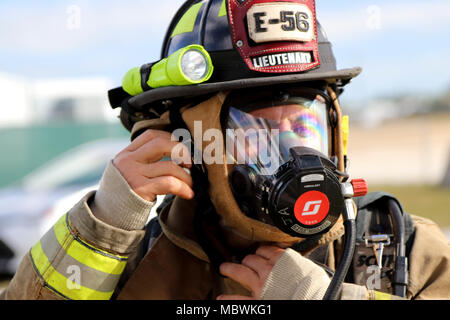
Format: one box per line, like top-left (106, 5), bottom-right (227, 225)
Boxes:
top-left (227, 0), bottom-right (321, 74)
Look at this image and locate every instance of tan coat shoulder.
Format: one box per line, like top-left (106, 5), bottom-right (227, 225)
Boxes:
top-left (407, 215), bottom-right (450, 299)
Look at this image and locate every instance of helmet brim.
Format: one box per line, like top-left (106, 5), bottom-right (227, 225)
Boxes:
top-left (129, 67), bottom-right (362, 108)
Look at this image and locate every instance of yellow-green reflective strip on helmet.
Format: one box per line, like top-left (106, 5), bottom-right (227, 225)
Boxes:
top-left (218, 0), bottom-right (227, 17)
top-left (122, 66), bottom-right (143, 96)
top-left (30, 214), bottom-right (127, 300)
top-left (171, 1), bottom-right (204, 38)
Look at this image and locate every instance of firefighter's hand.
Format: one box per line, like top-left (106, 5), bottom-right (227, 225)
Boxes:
top-left (113, 129), bottom-right (194, 202)
top-left (217, 246), bottom-right (285, 300)
top-left (217, 246), bottom-right (331, 300)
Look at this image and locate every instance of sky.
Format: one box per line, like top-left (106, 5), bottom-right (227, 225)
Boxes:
top-left (0, 0), bottom-right (449, 104)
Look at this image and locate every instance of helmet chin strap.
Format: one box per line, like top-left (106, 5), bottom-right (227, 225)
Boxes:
top-left (326, 85), bottom-right (346, 174)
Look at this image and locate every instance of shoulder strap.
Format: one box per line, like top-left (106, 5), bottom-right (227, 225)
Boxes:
top-left (352, 191), bottom-right (414, 297)
top-left (354, 192), bottom-right (414, 247)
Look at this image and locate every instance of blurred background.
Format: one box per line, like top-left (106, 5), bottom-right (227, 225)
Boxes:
top-left (0, 0), bottom-right (449, 288)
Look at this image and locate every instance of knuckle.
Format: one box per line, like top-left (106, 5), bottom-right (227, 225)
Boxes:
top-left (143, 130), bottom-right (167, 144)
top-left (134, 185), bottom-right (155, 202)
top-left (142, 129), bottom-right (156, 139)
top-left (151, 136), bottom-right (169, 150)
top-left (113, 152), bottom-right (131, 168)
top-left (151, 136), bottom-right (163, 144)
top-left (129, 178), bottom-right (146, 192)
top-left (164, 176), bottom-right (179, 190)
top-left (242, 255), bottom-right (254, 266)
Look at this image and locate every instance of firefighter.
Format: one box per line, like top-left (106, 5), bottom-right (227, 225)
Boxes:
top-left (2, 0), bottom-right (449, 300)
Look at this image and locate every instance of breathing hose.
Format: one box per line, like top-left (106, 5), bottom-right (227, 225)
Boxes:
top-left (322, 202), bottom-right (357, 300)
top-left (387, 199), bottom-right (408, 298)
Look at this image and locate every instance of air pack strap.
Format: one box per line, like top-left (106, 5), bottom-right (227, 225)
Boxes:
top-left (353, 192), bottom-right (414, 252)
top-left (351, 192), bottom-right (414, 296)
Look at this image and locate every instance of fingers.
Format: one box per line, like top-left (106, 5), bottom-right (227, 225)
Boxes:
top-left (123, 129), bottom-right (192, 167)
top-left (241, 254), bottom-right (270, 274)
top-left (138, 161), bottom-right (193, 188)
top-left (125, 129), bottom-right (172, 152)
top-left (218, 246), bottom-right (287, 299)
top-left (255, 246), bottom-right (285, 262)
top-left (220, 263), bottom-right (260, 294)
top-left (131, 137), bottom-right (192, 167)
top-left (129, 175), bottom-right (194, 202)
top-left (113, 129), bottom-right (195, 203)
top-left (147, 176), bottom-right (194, 200)
top-left (239, 252), bottom-right (280, 289)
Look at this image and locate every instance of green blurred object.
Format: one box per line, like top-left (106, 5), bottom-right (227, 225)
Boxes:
top-left (0, 122), bottom-right (129, 188)
top-left (370, 185), bottom-right (450, 228)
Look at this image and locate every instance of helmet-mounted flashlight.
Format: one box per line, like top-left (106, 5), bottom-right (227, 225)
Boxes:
top-left (122, 44), bottom-right (214, 96)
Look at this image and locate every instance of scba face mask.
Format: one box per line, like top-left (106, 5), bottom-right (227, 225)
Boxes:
top-left (225, 86), bottom-right (356, 238)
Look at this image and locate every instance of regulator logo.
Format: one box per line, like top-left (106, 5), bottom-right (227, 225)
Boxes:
top-left (301, 200), bottom-right (322, 216)
top-left (294, 191), bottom-right (330, 225)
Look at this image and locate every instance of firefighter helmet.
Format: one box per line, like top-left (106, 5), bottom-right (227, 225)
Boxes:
top-left (109, 0), bottom-right (361, 129)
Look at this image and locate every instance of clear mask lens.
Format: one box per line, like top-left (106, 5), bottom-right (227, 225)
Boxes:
top-left (226, 93), bottom-right (330, 177)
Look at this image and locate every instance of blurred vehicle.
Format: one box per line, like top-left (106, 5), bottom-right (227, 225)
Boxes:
top-left (0, 138), bottom-right (128, 275)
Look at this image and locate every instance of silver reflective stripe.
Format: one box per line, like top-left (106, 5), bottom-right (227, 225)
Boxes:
top-left (39, 226), bottom-right (122, 293)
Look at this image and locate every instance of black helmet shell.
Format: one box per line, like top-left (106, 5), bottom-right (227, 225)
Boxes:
top-left (119, 0), bottom-right (361, 111)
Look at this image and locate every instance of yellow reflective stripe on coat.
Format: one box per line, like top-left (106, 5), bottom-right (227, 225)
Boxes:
top-left (53, 214), bottom-right (127, 275)
top-left (30, 214), bottom-right (127, 300)
top-left (368, 290), bottom-right (396, 300)
top-left (30, 242), bottom-right (113, 300)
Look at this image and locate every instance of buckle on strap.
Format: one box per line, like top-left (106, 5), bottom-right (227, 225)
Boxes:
top-left (364, 234), bottom-right (392, 269)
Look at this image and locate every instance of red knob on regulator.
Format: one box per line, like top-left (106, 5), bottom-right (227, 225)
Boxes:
top-left (351, 179), bottom-right (368, 197)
